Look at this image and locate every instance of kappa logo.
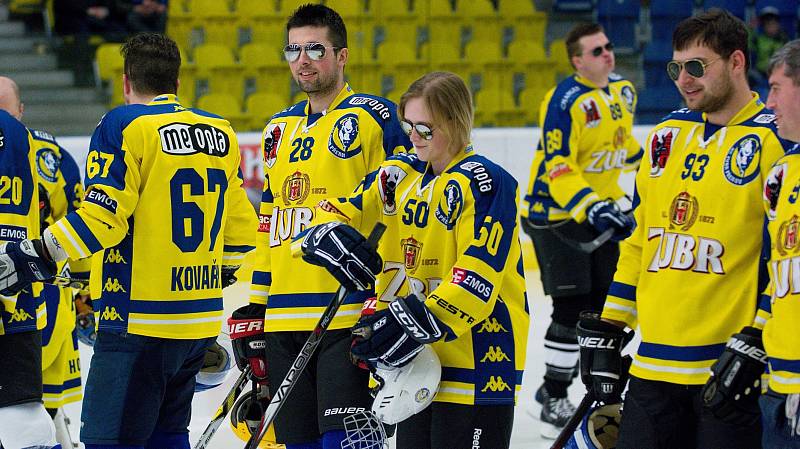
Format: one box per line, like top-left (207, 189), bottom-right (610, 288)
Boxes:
top-left (765, 162), bottom-right (786, 221)
top-left (263, 122), bottom-right (285, 168)
top-left (477, 317), bottom-right (507, 333)
top-left (103, 278), bottom-right (127, 293)
top-left (480, 376), bottom-right (511, 392)
top-left (480, 346), bottom-right (511, 362)
top-left (724, 135), bottom-right (761, 186)
top-left (158, 122), bottom-right (230, 157)
top-left (36, 148), bottom-right (60, 183)
top-left (9, 308), bottom-right (33, 323)
top-left (100, 306), bottom-right (123, 321)
top-left (104, 248), bottom-right (126, 264)
top-left (328, 114), bottom-right (361, 159)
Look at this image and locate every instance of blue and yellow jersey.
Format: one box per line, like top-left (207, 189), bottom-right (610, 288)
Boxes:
top-left (0, 110), bottom-right (45, 335)
top-left (47, 94), bottom-right (258, 339)
top-left (248, 84), bottom-right (411, 331)
top-left (310, 149), bottom-right (529, 406)
top-left (522, 73), bottom-right (642, 223)
top-left (602, 95), bottom-right (789, 385)
top-left (762, 143), bottom-right (800, 393)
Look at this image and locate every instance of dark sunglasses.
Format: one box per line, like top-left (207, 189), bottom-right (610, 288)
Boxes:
top-left (283, 42), bottom-right (340, 62)
top-left (400, 120), bottom-right (434, 140)
top-left (586, 42), bottom-right (614, 57)
top-left (666, 58), bottom-right (720, 81)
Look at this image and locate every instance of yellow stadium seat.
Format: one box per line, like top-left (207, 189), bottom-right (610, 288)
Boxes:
top-left (372, 0), bottom-right (414, 22)
top-left (94, 43), bottom-right (123, 84)
top-left (519, 86), bottom-right (547, 125)
top-left (236, 0), bottom-right (280, 19)
top-left (421, 42), bottom-right (468, 77)
top-left (524, 66), bottom-right (557, 92)
top-left (193, 44), bottom-right (244, 99)
top-left (384, 89), bottom-right (403, 106)
top-left (498, 0), bottom-right (546, 26)
top-left (474, 87), bottom-right (523, 127)
top-left (325, 0), bottom-right (369, 22)
top-left (197, 93), bottom-right (248, 130)
top-left (281, 0), bottom-right (322, 14)
top-left (416, 0), bottom-right (458, 20)
top-left (347, 62), bottom-right (383, 95)
top-left (178, 46), bottom-right (198, 105)
top-left (291, 90), bottom-right (307, 106)
top-left (245, 92), bottom-right (290, 130)
top-left (464, 39), bottom-right (509, 91)
top-left (458, 0), bottom-right (500, 42)
top-left (239, 42), bottom-right (284, 77)
top-left (507, 40), bottom-right (547, 72)
top-left (249, 71), bottom-right (292, 99)
top-left (549, 38), bottom-right (572, 73)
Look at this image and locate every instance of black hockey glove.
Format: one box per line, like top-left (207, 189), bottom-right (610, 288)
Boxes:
top-left (351, 293), bottom-right (445, 368)
top-left (577, 311), bottom-right (632, 404)
top-left (74, 293), bottom-right (96, 346)
top-left (0, 239), bottom-right (57, 297)
top-left (299, 222), bottom-right (382, 291)
top-left (702, 326), bottom-right (767, 426)
top-left (222, 265), bottom-right (239, 289)
top-left (586, 200), bottom-right (633, 242)
top-left (228, 304), bottom-right (268, 383)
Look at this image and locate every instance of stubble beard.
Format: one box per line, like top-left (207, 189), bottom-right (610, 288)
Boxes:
top-left (296, 71), bottom-right (338, 97)
top-left (689, 72), bottom-right (734, 114)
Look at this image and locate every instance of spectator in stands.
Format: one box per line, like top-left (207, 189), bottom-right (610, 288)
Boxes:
top-left (750, 6), bottom-right (788, 94)
top-left (86, 0), bottom-right (130, 42)
top-left (127, 0), bottom-right (167, 34)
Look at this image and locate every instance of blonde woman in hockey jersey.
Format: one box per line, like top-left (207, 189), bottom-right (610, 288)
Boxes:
top-left (297, 71), bottom-right (529, 449)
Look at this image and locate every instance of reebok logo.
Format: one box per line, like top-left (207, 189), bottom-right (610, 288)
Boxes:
top-left (472, 428), bottom-right (482, 449)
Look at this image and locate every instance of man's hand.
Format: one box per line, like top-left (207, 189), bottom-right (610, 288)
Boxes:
top-left (702, 326), bottom-right (767, 426)
top-left (0, 239), bottom-right (57, 296)
top-left (299, 222), bottom-right (382, 291)
top-left (351, 293), bottom-right (444, 368)
top-left (577, 311), bottom-right (631, 404)
top-left (228, 304), bottom-right (268, 383)
top-left (586, 200), bottom-right (634, 242)
top-left (222, 265), bottom-right (239, 289)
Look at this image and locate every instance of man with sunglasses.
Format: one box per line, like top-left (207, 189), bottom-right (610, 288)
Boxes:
top-left (229, 4), bottom-right (411, 449)
top-left (520, 22), bottom-right (641, 438)
top-left (585, 9), bottom-right (791, 448)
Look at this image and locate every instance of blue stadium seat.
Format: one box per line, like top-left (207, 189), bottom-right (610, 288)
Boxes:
top-left (650, 0), bottom-right (695, 42)
top-left (702, 0), bottom-right (746, 19)
top-left (552, 0), bottom-right (594, 13)
top-left (637, 87), bottom-right (684, 124)
top-left (598, 0), bottom-right (640, 53)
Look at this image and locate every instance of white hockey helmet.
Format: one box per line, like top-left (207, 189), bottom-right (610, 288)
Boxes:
top-left (195, 333), bottom-right (233, 392)
top-left (565, 402), bottom-right (621, 449)
top-left (371, 345), bottom-right (441, 425)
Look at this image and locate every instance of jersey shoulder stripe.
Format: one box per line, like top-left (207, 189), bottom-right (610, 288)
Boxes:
top-left (188, 107), bottom-right (225, 121)
top-left (551, 75), bottom-right (595, 112)
top-left (660, 107), bottom-right (703, 124)
top-left (336, 93), bottom-right (396, 124)
top-left (29, 128), bottom-right (58, 144)
top-left (271, 101), bottom-right (307, 120)
top-left (386, 152), bottom-right (427, 173)
top-left (447, 152), bottom-right (519, 196)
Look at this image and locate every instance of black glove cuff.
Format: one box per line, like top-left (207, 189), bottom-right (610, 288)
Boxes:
top-left (233, 303), bottom-right (267, 319)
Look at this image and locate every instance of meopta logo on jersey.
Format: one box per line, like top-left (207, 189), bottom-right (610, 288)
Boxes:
top-left (36, 148), bottom-right (60, 182)
top-left (580, 98), bottom-right (601, 128)
top-left (724, 135), bottom-right (761, 186)
top-left (435, 180), bottom-right (463, 230)
top-left (451, 267), bottom-right (493, 301)
top-left (328, 114), bottom-right (361, 159)
top-left (158, 122), bottom-right (230, 157)
top-left (264, 122), bottom-right (285, 168)
top-left (620, 85), bottom-right (635, 113)
top-left (649, 127), bottom-right (678, 177)
top-left (378, 165), bottom-right (407, 215)
top-left (764, 162), bottom-right (786, 221)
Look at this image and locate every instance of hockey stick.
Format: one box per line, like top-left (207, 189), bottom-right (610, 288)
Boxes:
top-left (193, 365), bottom-right (252, 449)
top-left (245, 223), bottom-right (387, 449)
top-left (576, 227), bottom-right (615, 253)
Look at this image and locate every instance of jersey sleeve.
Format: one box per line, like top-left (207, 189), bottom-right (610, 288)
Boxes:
top-left (424, 169), bottom-right (520, 340)
top-left (222, 133), bottom-right (257, 267)
top-left (57, 148), bottom-right (91, 278)
top-left (363, 99), bottom-right (412, 171)
top-left (540, 96), bottom-right (600, 222)
top-left (305, 165), bottom-right (384, 237)
top-left (248, 126), bottom-right (277, 306)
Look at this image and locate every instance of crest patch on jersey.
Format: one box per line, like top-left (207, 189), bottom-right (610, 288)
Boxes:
top-left (620, 85), bottom-right (635, 113)
top-left (580, 98), bottom-right (601, 128)
top-left (36, 148), bottom-right (60, 183)
top-left (764, 162), bottom-right (787, 221)
top-left (777, 215), bottom-right (800, 256)
top-left (613, 126), bottom-right (627, 149)
top-left (724, 135), bottom-right (761, 186)
top-left (377, 165), bottom-right (407, 215)
top-left (669, 191), bottom-right (698, 231)
top-left (401, 235), bottom-right (422, 272)
top-left (435, 180), bottom-right (463, 230)
top-left (451, 267), bottom-right (493, 302)
top-left (649, 127), bottom-right (678, 177)
top-left (328, 114), bottom-right (361, 159)
top-left (158, 123), bottom-right (230, 157)
top-left (264, 122), bottom-right (285, 168)
top-left (281, 171), bottom-right (310, 205)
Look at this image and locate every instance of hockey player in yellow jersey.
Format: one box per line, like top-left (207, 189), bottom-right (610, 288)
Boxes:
top-left (299, 72), bottom-right (528, 449)
top-left (578, 10), bottom-right (791, 449)
top-left (0, 34), bottom-right (257, 448)
top-left (226, 5), bottom-right (411, 449)
top-left (520, 22), bottom-right (641, 438)
top-left (754, 40), bottom-right (800, 448)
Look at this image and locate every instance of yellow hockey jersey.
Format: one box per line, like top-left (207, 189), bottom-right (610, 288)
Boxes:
top-left (522, 73), bottom-right (642, 223)
top-left (311, 149), bottom-right (529, 406)
top-left (47, 94), bottom-right (258, 339)
top-left (602, 95), bottom-right (789, 385)
top-left (248, 84), bottom-right (412, 331)
top-left (0, 110), bottom-right (45, 335)
top-left (762, 144), bottom-right (800, 393)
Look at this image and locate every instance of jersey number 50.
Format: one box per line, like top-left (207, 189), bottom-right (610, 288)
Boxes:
top-left (170, 168), bottom-right (227, 252)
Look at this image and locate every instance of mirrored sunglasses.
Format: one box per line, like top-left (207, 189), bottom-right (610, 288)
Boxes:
top-left (400, 120), bottom-right (434, 140)
top-left (666, 58), bottom-right (720, 81)
top-left (283, 42), bottom-right (339, 62)
top-left (589, 42), bottom-right (614, 57)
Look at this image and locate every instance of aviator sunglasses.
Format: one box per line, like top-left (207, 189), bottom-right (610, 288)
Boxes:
top-left (283, 42), bottom-right (340, 62)
top-left (400, 120), bottom-right (435, 140)
top-left (586, 42), bottom-right (614, 57)
top-left (666, 58), bottom-right (720, 81)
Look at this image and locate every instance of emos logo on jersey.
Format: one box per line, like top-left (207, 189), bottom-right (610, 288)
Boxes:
top-left (451, 267), bottom-right (494, 301)
top-left (580, 98), bottom-right (601, 128)
top-left (620, 85), bottom-right (635, 113)
top-left (85, 188), bottom-right (118, 214)
top-left (36, 148), bottom-right (60, 183)
top-left (402, 235), bottom-right (422, 272)
top-left (435, 180), bottom-right (463, 230)
top-left (724, 135), bottom-right (761, 186)
top-left (650, 127), bottom-right (678, 177)
top-left (328, 114), bottom-right (361, 159)
top-left (264, 122), bottom-right (285, 168)
top-left (765, 162), bottom-right (786, 221)
top-left (378, 165), bottom-right (407, 215)
top-left (159, 123), bottom-right (230, 157)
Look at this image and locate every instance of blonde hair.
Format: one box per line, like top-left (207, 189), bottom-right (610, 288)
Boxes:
top-left (399, 72), bottom-right (473, 154)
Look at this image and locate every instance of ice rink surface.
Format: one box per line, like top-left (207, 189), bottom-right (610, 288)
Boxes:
top-left (64, 264), bottom-right (590, 449)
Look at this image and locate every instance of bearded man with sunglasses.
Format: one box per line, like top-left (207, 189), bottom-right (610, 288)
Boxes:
top-left (582, 9), bottom-right (792, 448)
top-left (228, 4), bottom-right (411, 449)
top-left (520, 22), bottom-right (642, 438)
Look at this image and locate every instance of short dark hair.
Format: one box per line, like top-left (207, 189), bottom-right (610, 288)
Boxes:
top-left (286, 4), bottom-right (347, 48)
top-left (565, 23), bottom-right (604, 59)
top-left (121, 33), bottom-right (180, 95)
top-left (769, 39), bottom-right (800, 86)
top-left (673, 8), bottom-right (750, 71)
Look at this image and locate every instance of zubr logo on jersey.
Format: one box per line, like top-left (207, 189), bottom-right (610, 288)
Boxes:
top-left (451, 267), bottom-right (493, 301)
top-left (159, 123), bottom-right (230, 157)
top-left (263, 122), bottom-right (285, 168)
top-left (328, 114), bottom-right (361, 159)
